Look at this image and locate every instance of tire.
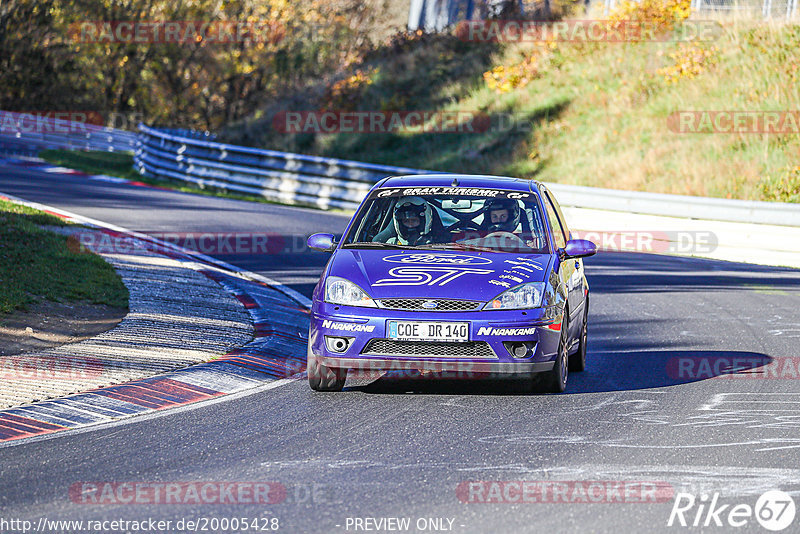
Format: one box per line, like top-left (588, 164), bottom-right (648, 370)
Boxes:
top-left (539, 311), bottom-right (569, 393)
top-left (307, 338), bottom-right (346, 392)
top-left (569, 299), bottom-right (588, 373)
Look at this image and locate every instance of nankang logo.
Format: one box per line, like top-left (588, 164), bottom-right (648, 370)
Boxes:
top-left (382, 253), bottom-right (492, 266)
top-left (477, 327), bottom-right (537, 336)
top-left (322, 320), bottom-right (375, 332)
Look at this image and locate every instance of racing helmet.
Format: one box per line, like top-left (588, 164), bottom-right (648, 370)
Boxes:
top-left (393, 196), bottom-right (432, 242)
top-left (484, 198), bottom-right (521, 233)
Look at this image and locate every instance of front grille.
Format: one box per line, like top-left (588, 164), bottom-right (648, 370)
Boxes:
top-left (377, 298), bottom-right (482, 312)
top-left (362, 339), bottom-right (496, 359)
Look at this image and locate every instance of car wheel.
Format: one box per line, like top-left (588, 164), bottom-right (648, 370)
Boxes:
top-left (539, 311), bottom-right (569, 393)
top-left (307, 337), bottom-right (346, 392)
top-left (569, 298), bottom-right (588, 372)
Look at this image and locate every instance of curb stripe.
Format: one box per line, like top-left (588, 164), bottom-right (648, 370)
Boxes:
top-left (8, 406), bottom-right (98, 426)
top-left (155, 378), bottom-right (219, 396)
top-left (0, 414), bottom-right (65, 432)
top-left (100, 386), bottom-right (192, 407)
top-left (0, 413), bottom-right (65, 430)
top-left (0, 420), bottom-right (43, 434)
top-left (61, 395), bottom-right (148, 416)
top-left (235, 294), bottom-right (258, 309)
top-left (0, 427), bottom-right (27, 439)
top-left (96, 390), bottom-right (165, 409)
top-left (137, 380), bottom-right (218, 403)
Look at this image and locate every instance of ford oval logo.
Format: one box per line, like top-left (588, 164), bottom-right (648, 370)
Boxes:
top-left (382, 253), bottom-right (492, 266)
top-left (421, 300), bottom-right (438, 309)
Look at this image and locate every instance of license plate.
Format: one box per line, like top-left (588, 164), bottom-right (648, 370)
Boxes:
top-left (387, 321), bottom-right (469, 342)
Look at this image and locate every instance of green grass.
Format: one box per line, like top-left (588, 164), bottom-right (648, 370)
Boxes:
top-left (39, 150), bottom-right (142, 181)
top-left (0, 200), bottom-right (129, 314)
top-left (219, 18), bottom-right (800, 202)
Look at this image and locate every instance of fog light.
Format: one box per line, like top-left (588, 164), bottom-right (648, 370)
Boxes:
top-left (325, 336), bottom-right (353, 353)
top-left (504, 341), bottom-right (535, 359)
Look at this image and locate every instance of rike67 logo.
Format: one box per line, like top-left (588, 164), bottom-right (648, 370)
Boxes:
top-left (668, 490), bottom-right (796, 531)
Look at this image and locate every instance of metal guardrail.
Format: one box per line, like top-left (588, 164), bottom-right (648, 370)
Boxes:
top-left (604, 0), bottom-right (799, 18)
top-left (546, 183), bottom-right (800, 227)
top-left (134, 124), bottom-right (440, 210)
top-left (136, 124), bottom-right (800, 225)
top-left (691, 0), bottom-right (798, 19)
top-left (0, 111), bottom-right (136, 155)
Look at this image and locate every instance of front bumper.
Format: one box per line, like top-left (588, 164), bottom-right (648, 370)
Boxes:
top-left (318, 356), bottom-right (553, 375)
top-left (309, 302), bottom-right (563, 374)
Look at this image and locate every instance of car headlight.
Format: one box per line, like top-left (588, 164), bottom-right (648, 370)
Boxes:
top-left (325, 276), bottom-right (377, 307)
top-left (484, 282), bottom-right (545, 310)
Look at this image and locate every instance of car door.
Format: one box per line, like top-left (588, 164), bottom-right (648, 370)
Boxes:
top-left (542, 188), bottom-right (583, 340)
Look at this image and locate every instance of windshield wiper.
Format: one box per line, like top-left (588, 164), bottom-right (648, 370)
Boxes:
top-left (416, 243), bottom-right (498, 253)
top-left (341, 242), bottom-right (418, 249)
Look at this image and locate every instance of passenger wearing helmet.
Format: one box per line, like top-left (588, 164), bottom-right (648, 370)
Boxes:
top-left (388, 196), bottom-right (435, 245)
top-left (484, 198), bottom-right (521, 234)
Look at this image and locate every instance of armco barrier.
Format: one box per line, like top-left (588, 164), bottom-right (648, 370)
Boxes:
top-left (546, 184), bottom-right (800, 227)
top-left (135, 124), bottom-right (800, 225)
top-left (134, 124), bottom-right (440, 210)
top-left (0, 111), bottom-right (136, 155)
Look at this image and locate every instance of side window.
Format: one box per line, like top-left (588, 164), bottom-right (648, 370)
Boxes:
top-left (543, 193), bottom-right (567, 249)
top-left (546, 190), bottom-right (570, 239)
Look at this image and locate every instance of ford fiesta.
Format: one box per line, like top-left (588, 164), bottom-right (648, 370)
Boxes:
top-left (306, 174), bottom-right (596, 393)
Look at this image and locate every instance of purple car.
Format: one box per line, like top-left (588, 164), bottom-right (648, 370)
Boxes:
top-left (306, 174), bottom-right (596, 392)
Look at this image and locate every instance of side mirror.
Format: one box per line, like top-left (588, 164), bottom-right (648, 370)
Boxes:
top-left (307, 233), bottom-right (336, 253)
top-left (563, 239), bottom-right (597, 259)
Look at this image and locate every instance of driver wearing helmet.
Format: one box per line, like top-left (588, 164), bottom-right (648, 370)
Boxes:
top-left (388, 196), bottom-right (435, 246)
top-left (484, 198), bottom-right (521, 234)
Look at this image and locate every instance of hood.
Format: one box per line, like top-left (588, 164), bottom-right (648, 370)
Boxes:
top-left (327, 249), bottom-right (552, 302)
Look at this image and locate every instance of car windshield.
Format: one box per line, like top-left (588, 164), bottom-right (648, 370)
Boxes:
top-left (342, 186), bottom-right (549, 253)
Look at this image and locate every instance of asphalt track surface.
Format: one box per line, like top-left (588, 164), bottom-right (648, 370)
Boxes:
top-left (2, 162), bottom-right (800, 533)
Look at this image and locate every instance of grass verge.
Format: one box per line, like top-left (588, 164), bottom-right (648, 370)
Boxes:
top-left (0, 199), bottom-right (129, 314)
top-left (38, 150), bottom-right (141, 181)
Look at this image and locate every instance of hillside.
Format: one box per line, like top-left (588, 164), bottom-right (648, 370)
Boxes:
top-left (220, 7), bottom-right (800, 202)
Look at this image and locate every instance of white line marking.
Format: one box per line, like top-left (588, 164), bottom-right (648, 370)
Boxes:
top-left (88, 174), bottom-right (129, 183)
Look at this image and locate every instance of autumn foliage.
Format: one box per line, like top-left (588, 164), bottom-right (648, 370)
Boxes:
top-left (0, 0), bottom-right (383, 131)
